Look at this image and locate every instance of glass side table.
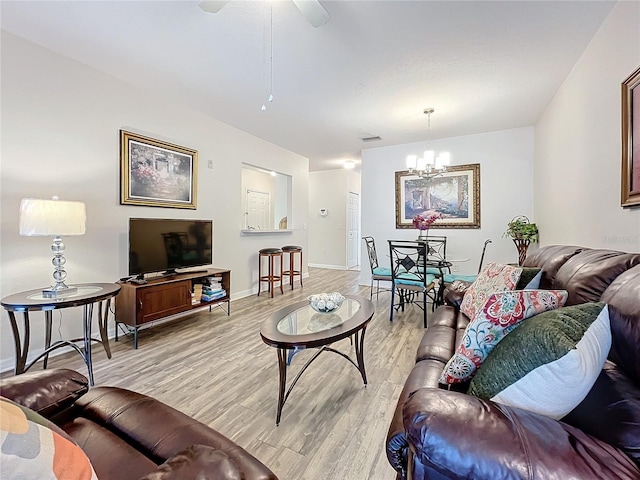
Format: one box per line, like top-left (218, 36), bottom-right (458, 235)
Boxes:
top-left (1, 283), bottom-right (121, 386)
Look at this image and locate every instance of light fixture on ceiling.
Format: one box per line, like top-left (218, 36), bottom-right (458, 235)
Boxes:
top-left (343, 161), bottom-right (355, 169)
top-left (406, 108), bottom-right (450, 179)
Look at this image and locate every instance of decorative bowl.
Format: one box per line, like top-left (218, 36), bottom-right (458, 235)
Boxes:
top-left (307, 292), bottom-right (345, 314)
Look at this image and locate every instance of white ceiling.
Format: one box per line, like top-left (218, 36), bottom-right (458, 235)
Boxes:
top-left (1, 0), bottom-right (616, 171)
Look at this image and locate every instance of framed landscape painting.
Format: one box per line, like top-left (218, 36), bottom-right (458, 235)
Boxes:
top-left (621, 66), bottom-right (640, 208)
top-left (120, 130), bottom-right (198, 209)
top-left (395, 163), bottom-right (480, 229)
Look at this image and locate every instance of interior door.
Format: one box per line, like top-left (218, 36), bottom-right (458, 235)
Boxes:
top-left (347, 191), bottom-right (360, 268)
top-left (246, 190), bottom-right (270, 229)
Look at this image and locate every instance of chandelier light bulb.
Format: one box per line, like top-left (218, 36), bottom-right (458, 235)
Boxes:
top-left (268, 94), bottom-right (274, 102)
top-left (261, 104), bottom-right (267, 111)
top-left (424, 150), bottom-right (435, 166)
top-left (406, 154), bottom-right (418, 170)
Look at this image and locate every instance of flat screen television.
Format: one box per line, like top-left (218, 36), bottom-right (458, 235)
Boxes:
top-left (128, 218), bottom-right (213, 276)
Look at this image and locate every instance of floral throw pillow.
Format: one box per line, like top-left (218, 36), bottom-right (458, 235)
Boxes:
top-left (440, 289), bottom-right (569, 384)
top-left (459, 262), bottom-right (523, 320)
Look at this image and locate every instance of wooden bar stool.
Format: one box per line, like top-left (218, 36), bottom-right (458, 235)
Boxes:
top-left (282, 245), bottom-right (303, 290)
top-left (258, 248), bottom-right (284, 297)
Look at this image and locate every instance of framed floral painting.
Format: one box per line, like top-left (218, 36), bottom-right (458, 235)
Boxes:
top-left (395, 163), bottom-right (480, 229)
top-left (120, 130), bottom-right (198, 209)
top-left (621, 66), bottom-right (640, 208)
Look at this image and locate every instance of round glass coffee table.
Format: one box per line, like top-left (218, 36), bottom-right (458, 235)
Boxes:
top-left (260, 295), bottom-right (375, 425)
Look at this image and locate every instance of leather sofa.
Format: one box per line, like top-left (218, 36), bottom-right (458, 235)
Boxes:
top-left (386, 245), bottom-right (640, 479)
top-left (0, 368), bottom-right (278, 480)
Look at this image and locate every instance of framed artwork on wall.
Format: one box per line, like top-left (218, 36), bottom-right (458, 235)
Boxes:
top-left (395, 163), bottom-right (481, 229)
top-left (621, 66), bottom-right (640, 208)
top-left (120, 130), bottom-right (198, 209)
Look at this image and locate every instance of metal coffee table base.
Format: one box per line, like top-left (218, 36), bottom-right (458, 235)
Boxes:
top-left (275, 328), bottom-right (367, 425)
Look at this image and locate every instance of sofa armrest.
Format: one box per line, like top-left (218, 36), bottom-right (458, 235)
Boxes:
top-left (443, 280), bottom-right (471, 307)
top-left (403, 388), bottom-right (640, 480)
top-left (139, 445), bottom-right (253, 480)
top-left (0, 368), bottom-right (89, 418)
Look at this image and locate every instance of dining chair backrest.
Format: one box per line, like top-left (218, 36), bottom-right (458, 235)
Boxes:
top-left (363, 236), bottom-right (380, 271)
top-left (424, 235), bottom-right (447, 262)
top-left (388, 240), bottom-right (432, 289)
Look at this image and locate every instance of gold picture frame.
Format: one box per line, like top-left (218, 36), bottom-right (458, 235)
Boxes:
top-left (395, 163), bottom-right (481, 229)
top-left (621, 66), bottom-right (640, 208)
top-left (120, 130), bottom-right (197, 209)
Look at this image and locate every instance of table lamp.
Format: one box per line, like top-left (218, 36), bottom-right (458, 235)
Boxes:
top-left (19, 197), bottom-right (86, 298)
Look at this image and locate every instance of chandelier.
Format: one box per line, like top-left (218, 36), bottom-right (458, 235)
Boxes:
top-left (406, 108), bottom-right (450, 179)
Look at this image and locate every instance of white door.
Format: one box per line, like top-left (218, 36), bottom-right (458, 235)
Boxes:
top-left (347, 192), bottom-right (360, 268)
top-left (246, 190), bottom-right (270, 230)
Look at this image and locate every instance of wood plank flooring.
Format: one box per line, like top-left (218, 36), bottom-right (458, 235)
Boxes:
top-left (43, 268), bottom-right (429, 480)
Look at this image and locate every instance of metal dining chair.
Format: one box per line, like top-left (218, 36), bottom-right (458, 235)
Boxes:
top-left (388, 240), bottom-right (445, 328)
top-left (441, 239), bottom-right (493, 284)
top-left (362, 236), bottom-right (392, 299)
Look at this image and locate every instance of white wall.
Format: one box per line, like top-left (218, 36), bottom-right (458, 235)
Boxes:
top-left (308, 169), bottom-right (361, 268)
top-left (0, 32), bottom-right (309, 371)
top-left (535, 2), bottom-right (640, 250)
top-left (360, 127), bottom-right (535, 286)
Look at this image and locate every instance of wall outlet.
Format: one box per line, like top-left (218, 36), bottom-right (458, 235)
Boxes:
top-left (207, 159), bottom-right (213, 169)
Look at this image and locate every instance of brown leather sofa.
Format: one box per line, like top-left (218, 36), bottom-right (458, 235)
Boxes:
top-left (386, 245), bottom-right (640, 480)
top-left (0, 368), bottom-right (278, 480)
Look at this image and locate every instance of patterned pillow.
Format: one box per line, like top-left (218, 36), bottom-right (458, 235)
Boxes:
top-left (467, 303), bottom-right (611, 419)
top-left (440, 289), bottom-right (568, 384)
top-left (0, 396), bottom-right (97, 480)
top-left (459, 262), bottom-right (523, 320)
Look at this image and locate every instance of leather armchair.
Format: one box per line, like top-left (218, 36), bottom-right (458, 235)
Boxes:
top-left (0, 369), bottom-right (278, 480)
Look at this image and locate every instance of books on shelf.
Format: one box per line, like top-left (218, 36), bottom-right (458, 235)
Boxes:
top-left (201, 290), bottom-right (226, 302)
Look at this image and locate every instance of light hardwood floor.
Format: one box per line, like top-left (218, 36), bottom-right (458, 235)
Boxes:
top-left (43, 268), bottom-right (429, 480)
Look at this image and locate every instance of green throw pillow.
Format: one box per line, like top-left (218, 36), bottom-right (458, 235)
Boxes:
top-left (467, 302), bottom-right (611, 419)
top-left (515, 267), bottom-right (542, 290)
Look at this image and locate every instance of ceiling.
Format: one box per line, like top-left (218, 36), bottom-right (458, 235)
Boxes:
top-left (1, 1), bottom-right (616, 171)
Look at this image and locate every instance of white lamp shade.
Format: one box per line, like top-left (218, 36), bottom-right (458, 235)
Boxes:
top-left (424, 150), bottom-right (435, 166)
top-left (20, 198), bottom-right (86, 236)
top-left (436, 152), bottom-right (451, 169)
top-left (406, 154), bottom-right (418, 170)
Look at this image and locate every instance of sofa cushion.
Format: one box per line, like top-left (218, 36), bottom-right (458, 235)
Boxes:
top-left (468, 302), bottom-right (611, 419)
top-left (554, 249), bottom-right (640, 305)
top-left (402, 388), bottom-right (640, 480)
top-left (522, 245), bottom-right (584, 289)
top-left (141, 445), bottom-right (243, 480)
top-left (0, 369), bottom-right (89, 418)
top-left (562, 362), bottom-right (640, 467)
top-left (459, 263), bottom-right (522, 320)
top-left (0, 396), bottom-right (98, 480)
top-left (601, 264), bottom-right (640, 384)
top-left (440, 289), bottom-right (568, 384)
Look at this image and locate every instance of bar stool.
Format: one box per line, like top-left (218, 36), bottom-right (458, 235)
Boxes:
top-left (258, 248), bottom-right (284, 297)
top-left (282, 245), bottom-right (303, 290)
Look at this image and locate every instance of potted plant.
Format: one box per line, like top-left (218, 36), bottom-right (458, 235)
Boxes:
top-left (504, 215), bottom-right (539, 265)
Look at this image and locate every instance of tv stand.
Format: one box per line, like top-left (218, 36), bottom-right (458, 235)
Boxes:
top-left (114, 268), bottom-right (230, 349)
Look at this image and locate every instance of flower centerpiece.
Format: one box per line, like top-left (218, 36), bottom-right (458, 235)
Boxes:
top-left (412, 212), bottom-right (444, 240)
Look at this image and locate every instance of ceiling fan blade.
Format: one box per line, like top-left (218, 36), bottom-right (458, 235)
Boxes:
top-left (199, 0), bottom-right (229, 14)
top-left (292, 0), bottom-right (330, 28)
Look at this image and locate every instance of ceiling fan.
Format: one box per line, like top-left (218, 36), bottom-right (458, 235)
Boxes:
top-left (199, 0), bottom-right (330, 28)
